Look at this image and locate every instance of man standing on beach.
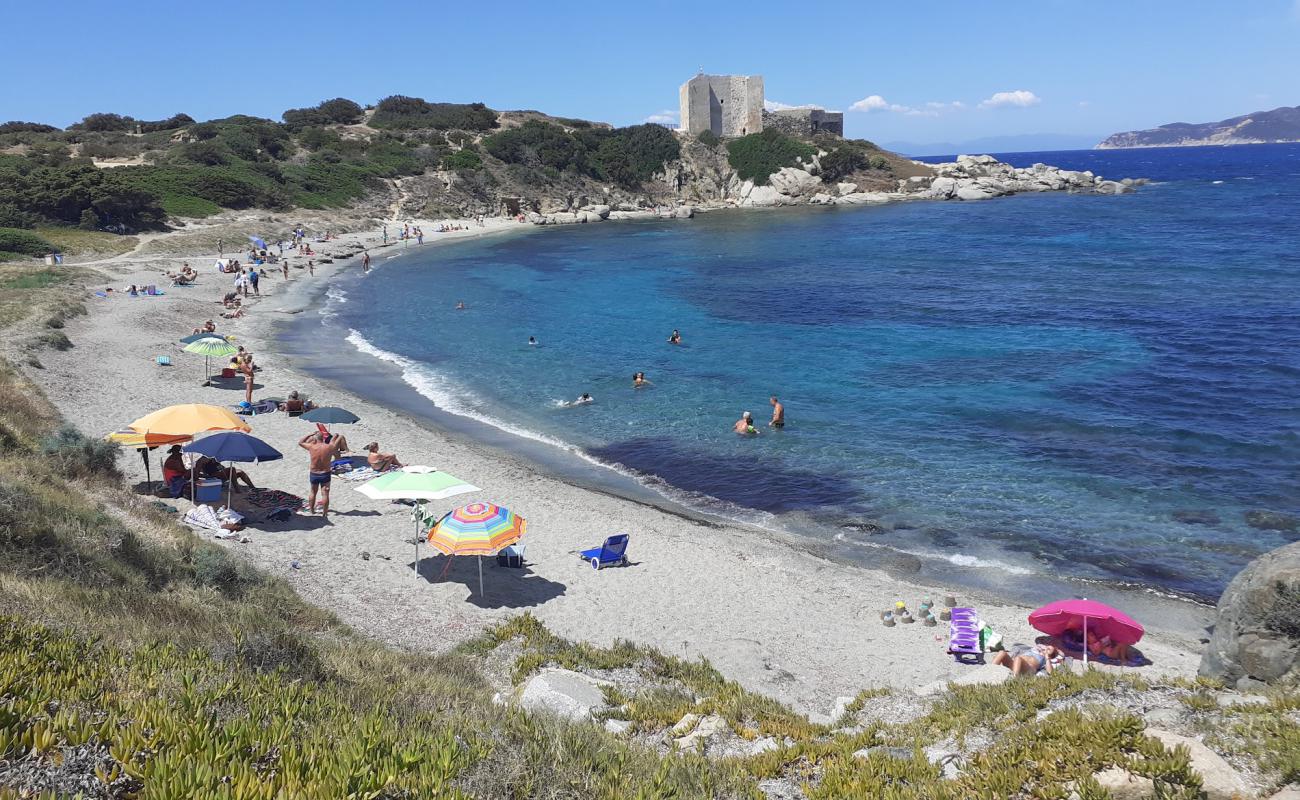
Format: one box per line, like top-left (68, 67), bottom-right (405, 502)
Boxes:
top-left (249, 268), bottom-right (260, 296)
top-left (299, 432), bottom-right (341, 516)
top-left (362, 251), bottom-right (371, 273)
top-left (383, 225), bottom-right (388, 244)
top-left (217, 237), bottom-right (223, 256)
top-left (769, 395), bottom-right (785, 428)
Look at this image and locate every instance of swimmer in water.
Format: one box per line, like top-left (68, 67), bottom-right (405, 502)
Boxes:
top-left (456, 301), bottom-right (466, 310)
top-left (528, 336), bottom-right (537, 346)
top-left (633, 372), bottom-right (651, 388)
top-left (668, 329), bottom-right (682, 345)
top-left (560, 393), bottom-right (594, 408)
top-left (733, 411), bottom-right (758, 436)
top-left (769, 395), bottom-right (785, 428)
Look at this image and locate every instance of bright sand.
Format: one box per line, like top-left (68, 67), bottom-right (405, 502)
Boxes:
top-left (25, 213), bottom-right (1212, 717)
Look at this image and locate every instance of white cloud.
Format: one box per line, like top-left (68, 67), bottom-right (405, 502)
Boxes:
top-left (850, 95), bottom-right (968, 116)
top-left (1077, 100), bottom-right (1091, 108)
top-left (765, 100), bottom-right (815, 112)
top-left (979, 90), bottom-right (1042, 109)
top-left (643, 109), bottom-right (678, 125)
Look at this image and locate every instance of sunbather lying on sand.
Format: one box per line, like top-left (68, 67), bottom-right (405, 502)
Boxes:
top-left (992, 643), bottom-right (1061, 677)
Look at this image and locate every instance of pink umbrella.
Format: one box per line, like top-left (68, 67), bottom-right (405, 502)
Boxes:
top-left (1028, 599), bottom-right (1144, 666)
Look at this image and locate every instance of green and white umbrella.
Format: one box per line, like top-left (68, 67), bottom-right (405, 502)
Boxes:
top-left (355, 467), bottom-right (480, 575)
top-left (183, 336), bottom-right (239, 386)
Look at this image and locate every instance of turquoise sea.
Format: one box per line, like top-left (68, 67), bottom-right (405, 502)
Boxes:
top-left (293, 144), bottom-right (1300, 603)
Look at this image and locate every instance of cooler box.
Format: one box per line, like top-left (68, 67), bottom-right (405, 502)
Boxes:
top-left (195, 478), bottom-right (222, 503)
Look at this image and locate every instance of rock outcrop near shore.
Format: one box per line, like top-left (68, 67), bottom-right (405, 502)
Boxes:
top-left (521, 152), bottom-right (1145, 226)
top-left (1201, 540), bottom-right (1300, 689)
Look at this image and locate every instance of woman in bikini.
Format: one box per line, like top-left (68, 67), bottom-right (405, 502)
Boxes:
top-left (992, 643), bottom-right (1060, 677)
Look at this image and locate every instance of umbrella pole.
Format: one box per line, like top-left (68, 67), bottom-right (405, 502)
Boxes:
top-left (1083, 617), bottom-right (1089, 668)
top-left (140, 448), bottom-right (151, 493)
top-left (414, 516), bottom-right (420, 579)
top-left (478, 555), bottom-right (484, 597)
top-left (227, 461), bottom-right (234, 509)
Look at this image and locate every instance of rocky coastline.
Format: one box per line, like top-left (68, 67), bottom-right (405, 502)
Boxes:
top-left (522, 153), bottom-right (1147, 225)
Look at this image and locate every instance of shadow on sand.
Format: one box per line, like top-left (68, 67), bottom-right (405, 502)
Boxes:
top-left (413, 555), bottom-right (566, 609)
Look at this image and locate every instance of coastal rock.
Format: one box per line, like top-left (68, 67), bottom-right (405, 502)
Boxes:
top-left (745, 185), bottom-right (787, 207)
top-left (902, 175), bottom-right (933, 192)
top-left (577, 211), bottom-right (604, 223)
top-left (768, 167), bottom-right (821, 198)
top-left (603, 718), bottom-right (632, 735)
top-left (926, 177), bottom-right (959, 199)
top-left (672, 713), bottom-right (727, 750)
top-left (837, 192), bottom-right (893, 205)
top-left (1245, 510), bottom-right (1299, 532)
top-left (809, 192), bottom-right (835, 205)
top-left (518, 668), bottom-right (609, 721)
top-left (673, 205), bottom-right (695, 219)
top-left (607, 210), bottom-right (658, 221)
top-left (1200, 540), bottom-right (1300, 688)
top-left (549, 212), bottom-right (579, 225)
top-left (956, 186), bottom-right (996, 201)
top-left (837, 181), bottom-right (859, 196)
top-left (583, 204), bottom-right (611, 219)
top-left (1268, 787), bottom-right (1300, 800)
top-left (1089, 767), bottom-right (1157, 799)
top-left (1144, 729), bottom-right (1254, 800)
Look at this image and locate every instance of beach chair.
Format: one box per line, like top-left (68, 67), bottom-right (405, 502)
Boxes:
top-left (947, 607), bottom-right (982, 664)
top-left (579, 534), bottom-right (628, 570)
top-left (155, 355), bottom-right (171, 366)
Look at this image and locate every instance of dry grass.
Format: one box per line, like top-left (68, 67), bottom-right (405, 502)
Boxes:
top-left (33, 227), bottom-right (138, 258)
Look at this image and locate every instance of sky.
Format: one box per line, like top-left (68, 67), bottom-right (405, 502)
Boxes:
top-left (3, 0), bottom-right (1299, 148)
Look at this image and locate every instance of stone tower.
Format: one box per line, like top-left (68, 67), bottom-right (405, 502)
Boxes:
top-left (679, 74), bottom-right (764, 138)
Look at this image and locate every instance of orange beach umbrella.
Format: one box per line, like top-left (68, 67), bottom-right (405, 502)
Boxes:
top-left (128, 404), bottom-right (250, 437)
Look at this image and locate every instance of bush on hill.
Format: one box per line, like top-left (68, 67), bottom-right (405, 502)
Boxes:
top-left (726, 128), bottom-right (816, 184)
top-left (282, 97), bottom-right (364, 129)
top-left (0, 164), bottom-right (167, 231)
top-left (0, 121), bottom-right (59, 134)
top-left (70, 113), bottom-right (136, 132)
top-left (819, 147), bottom-right (867, 182)
top-left (484, 121), bottom-right (679, 189)
top-left (442, 148), bottom-right (482, 170)
top-left (696, 129), bottom-right (721, 147)
top-left (137, 113), bottom-right (195, 133)
top-left (370, 96), bottom-right (498, 131)
top-left (0, 228), bottom-right (54, 256)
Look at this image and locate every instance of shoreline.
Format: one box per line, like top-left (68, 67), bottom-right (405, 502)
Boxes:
top-left (285, 234), bottom-right (1222, 613)
top-left (21, 207), bottom-right (1212, 717)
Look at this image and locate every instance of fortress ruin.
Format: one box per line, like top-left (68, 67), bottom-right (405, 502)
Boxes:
top-left (679, 74), bottom-right (764, 138)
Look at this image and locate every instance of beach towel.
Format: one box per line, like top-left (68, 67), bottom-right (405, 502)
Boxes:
top-left (94, 291), bottom-right (109, 298)
top-left (183, 504), bottom-right (221, 531)
top-left (339, 466), bottom-right (391, 482)
top-left (244, 488), bottom-right (304, 511)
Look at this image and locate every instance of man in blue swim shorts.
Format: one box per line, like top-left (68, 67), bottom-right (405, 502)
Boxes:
top-left (299, 432), bottom-right (342, 515)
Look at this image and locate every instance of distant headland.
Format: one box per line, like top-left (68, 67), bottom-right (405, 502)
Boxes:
top-left (1097, 105), bottom-right (1300, 149)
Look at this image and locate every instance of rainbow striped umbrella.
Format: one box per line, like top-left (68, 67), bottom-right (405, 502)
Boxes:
top-left (427, 502), bottom-right (526, 596)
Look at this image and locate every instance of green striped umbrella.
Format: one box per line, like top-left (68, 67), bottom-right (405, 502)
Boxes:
top-left (355, 468), bottom-right (480, 576)
top-left (183, 336), bottom-right (238, 385)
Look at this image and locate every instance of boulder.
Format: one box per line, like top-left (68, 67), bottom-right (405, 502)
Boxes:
top-left (549, 212), bottom-right (579, 225)
top-left (837, 181), bottom-right (859, 196)
top-left (809, 193), bottom-right (835, 205)
top-left (585, 204), bottom-right (611, 219)
top-left (518, 668), bottom-right (609, 721)
top-left (1089, 767), bottom-right (1157, 799)
top-left (603, 718), bottom-right (632, 735)
top-left (956, 186), bottom-right (995, 201)
top-left (673, 205), bottom-right (695, 219)
top-left (1245, 510), bottom-right (1299, 532)
top-left (1268, 787), bottom-right (1300, 800)
top-left (1144, 729), bottom-right (1255, 800)
top-left (1201, 540), bottom-right (1300, 688)
top-left (836, 192), bottom-right (893, 205)
top-left (745, 185), bottom-right (787, 207)
top-left (927, 177), bottom-right (959, 199)
top-left (902, 175), bottom-right (933, 192)
top-left (672, 713), bottom-right (727, 750)
top-left (768, 167), bottom-right (821, 198)
top-left (577, 211), bottom-right (604, 223)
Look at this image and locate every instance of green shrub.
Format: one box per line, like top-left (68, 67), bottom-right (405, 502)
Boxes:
top-left (820, 147), bottom-right (868, 182)
top-left (39, 424), bottom-right (120, 480)
top-left (138, 113), bottom-right (195, 133)
top-left (696, 129), bottom-right (720, 147)
top-left (443, 149), bottom-right (482, 170)
top-left (370, 96), bottom-right (498, 130)
top-left (71, 112), bottom-right (135, 132)
top-left (0, 228), bottom-right (53, 256)
top-left (0, 121), bottom-right (59, 134)
top-left (282, 97), bottom-right (363, 129)
top-left (0, 204), bottom-right (37, 229)
top-left (726, 129), bottom-right (815, 184)
top-left (297, 126), bottom-right (341, 151)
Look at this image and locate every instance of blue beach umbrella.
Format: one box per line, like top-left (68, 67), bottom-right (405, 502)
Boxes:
top-left (184, 431), bottom-right (282, 507)
top-left (248, 235), bottom-right (267, 250)
top-left (302, 406), bottom-right (360, 425)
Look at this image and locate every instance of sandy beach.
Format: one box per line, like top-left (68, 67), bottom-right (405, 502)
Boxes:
top-left (21, 210), bottom-right (1213, 718)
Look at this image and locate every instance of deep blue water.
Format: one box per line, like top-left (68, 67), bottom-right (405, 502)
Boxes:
top-left (319, 144), bottom-right (1300, 601)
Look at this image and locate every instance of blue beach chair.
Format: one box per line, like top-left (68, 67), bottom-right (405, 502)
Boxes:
top-left (579, 534), bottom-right (629, 570)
